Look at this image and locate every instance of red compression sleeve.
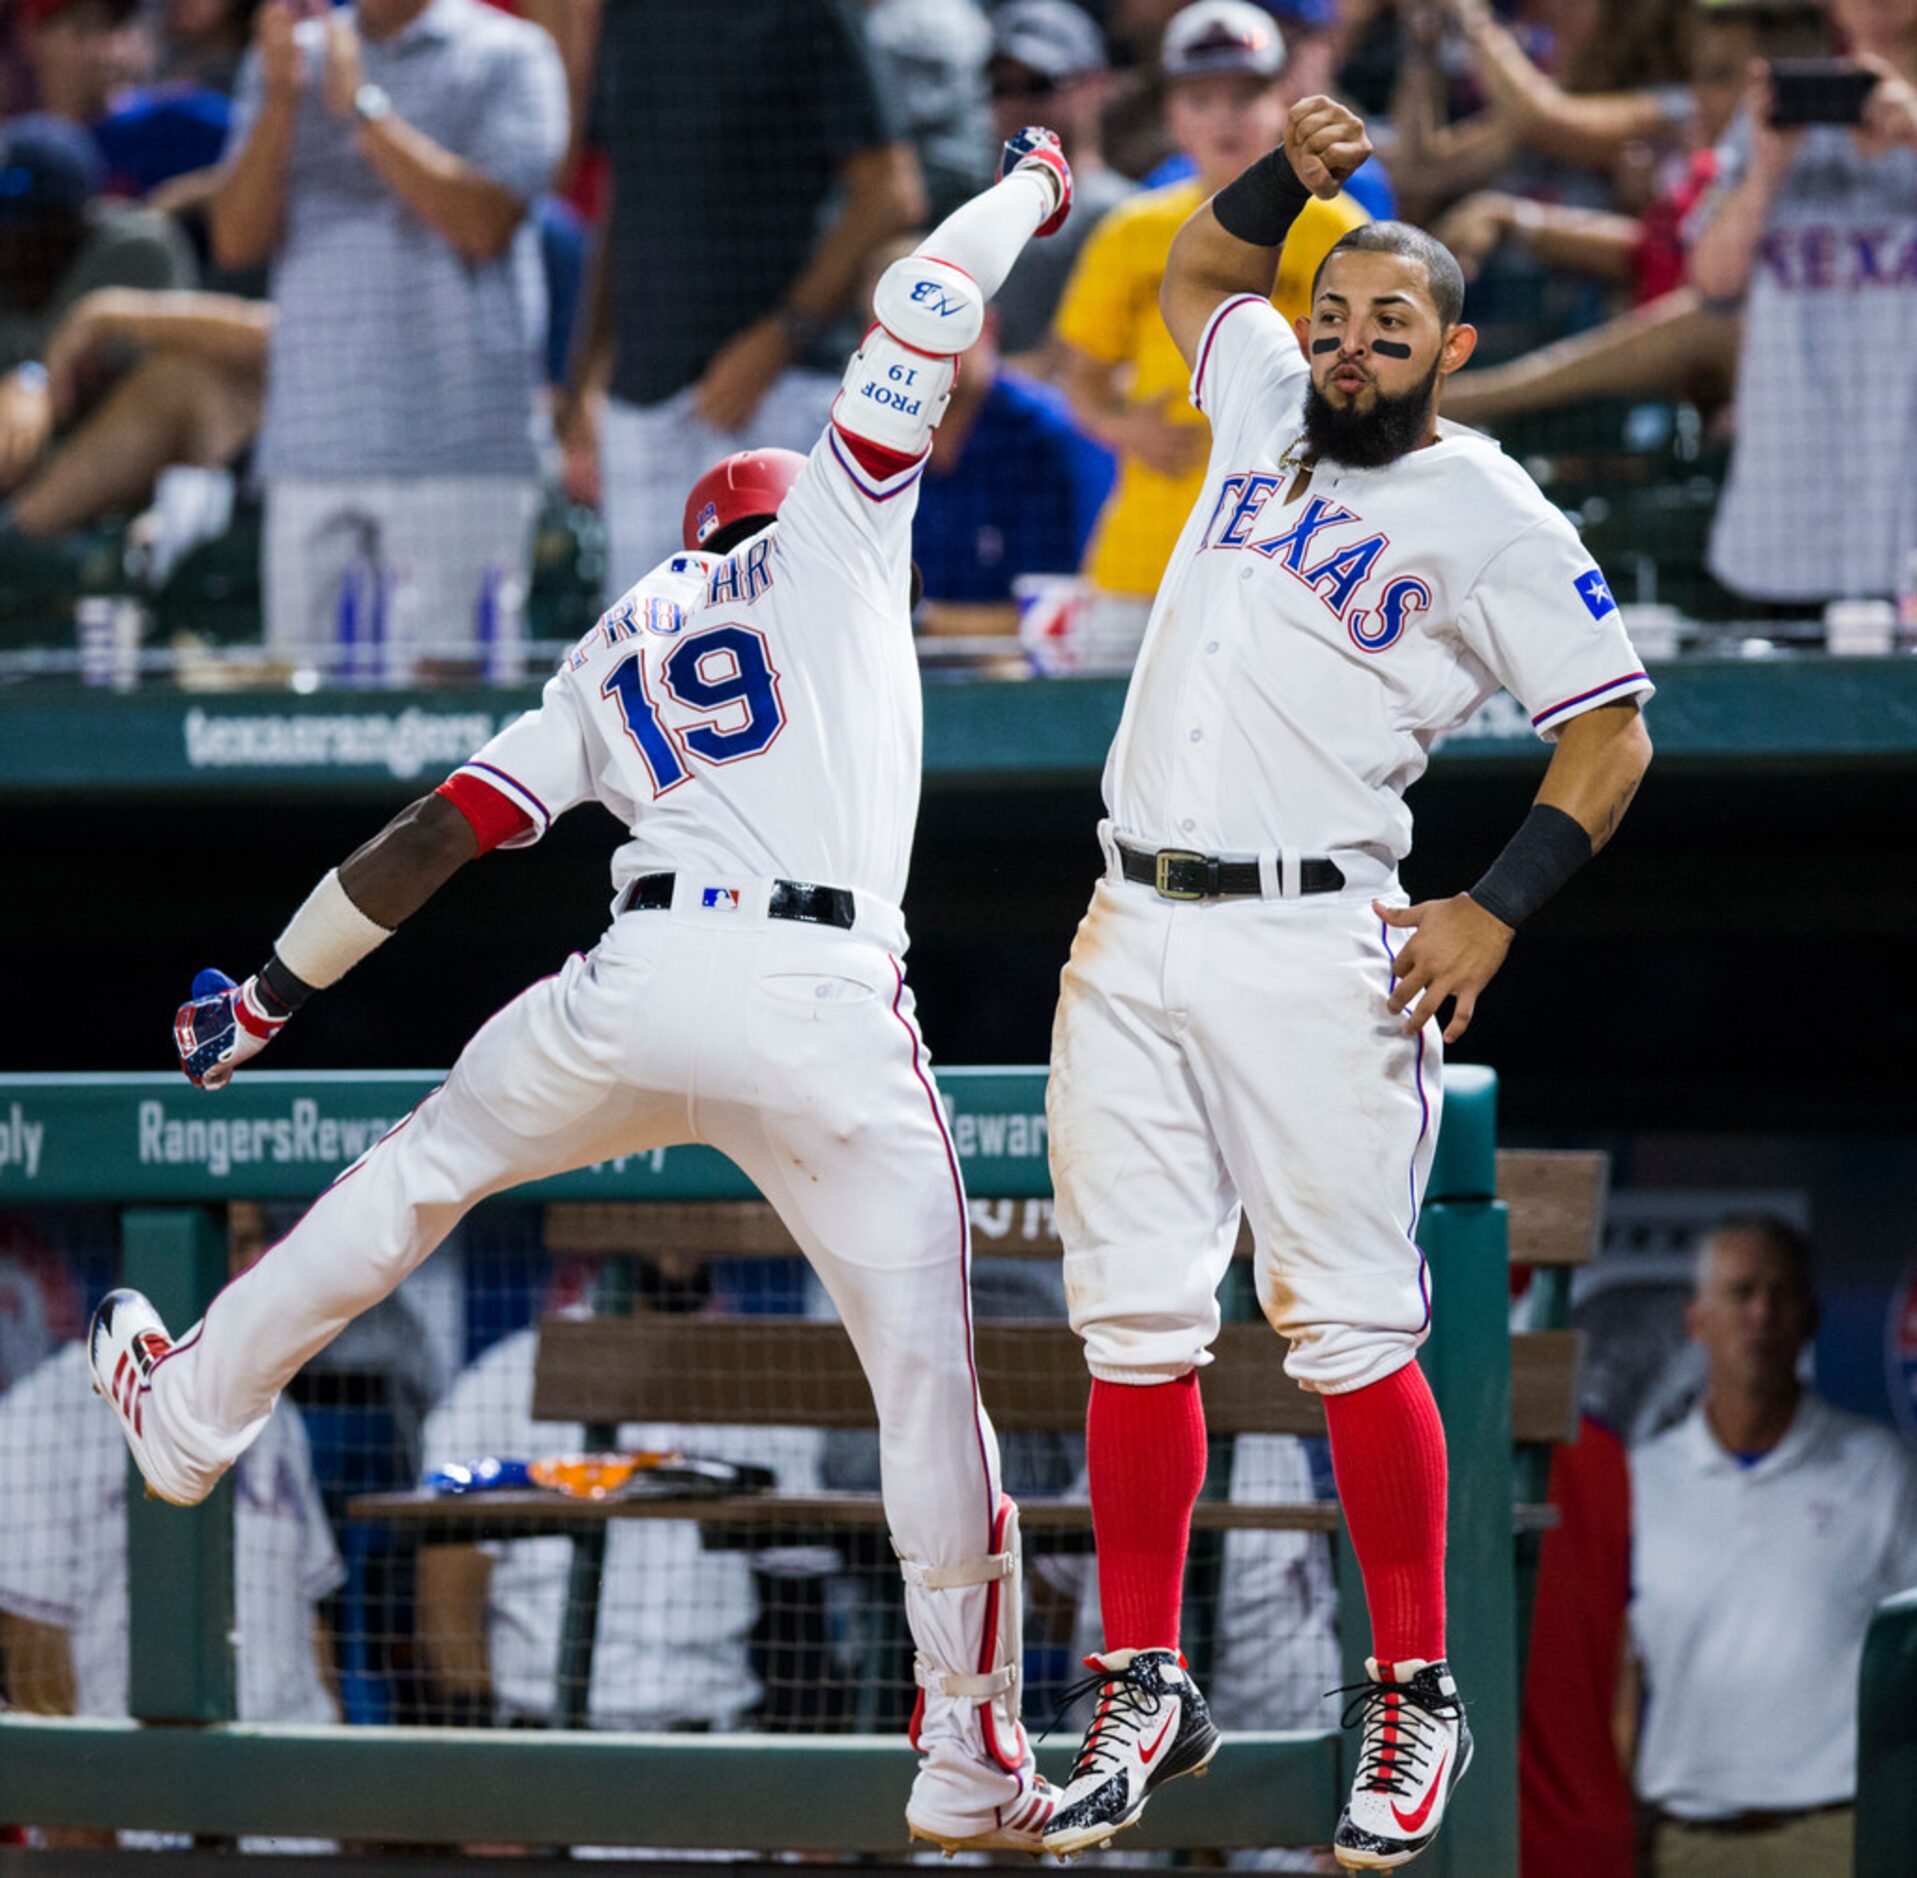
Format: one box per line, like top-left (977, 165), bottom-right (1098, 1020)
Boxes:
top-left (831, 423), bottom-right (927, 480)
top-left (1321, 1359), bottom-right (1449, 1668)
top-left (1087, 1374), bottom-right (1208, 1653)
top-left (436, 772), bottom-right (533, 855)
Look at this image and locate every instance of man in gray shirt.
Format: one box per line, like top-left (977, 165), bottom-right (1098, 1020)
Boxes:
top-left (212, 0), bottom-right (566, 681)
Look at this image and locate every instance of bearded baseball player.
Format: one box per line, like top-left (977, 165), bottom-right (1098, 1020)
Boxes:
top-left (88, 133), bottom-right (1075, 1856)
top-left (1040, 100), bottom-right (1654, 1868)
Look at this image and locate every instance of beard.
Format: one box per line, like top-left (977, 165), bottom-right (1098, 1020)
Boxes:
top-left (1300, 357), bottom-right (1443, 469)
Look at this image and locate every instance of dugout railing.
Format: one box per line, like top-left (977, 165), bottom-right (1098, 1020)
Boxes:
top-left (0, 1065), bottom-right (1516, 1873)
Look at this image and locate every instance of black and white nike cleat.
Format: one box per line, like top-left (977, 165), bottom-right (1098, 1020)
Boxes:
top-left (1332, 1657), bottom-right (1473, 1869)
top-left (87, 1287), bottom-right (198, 1507)
top-left (1040, 1648), bottom-right (1220, 1856)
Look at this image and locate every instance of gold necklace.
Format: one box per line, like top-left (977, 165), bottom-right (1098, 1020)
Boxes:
top-left (1275, 435), bottom-right (1315, 490)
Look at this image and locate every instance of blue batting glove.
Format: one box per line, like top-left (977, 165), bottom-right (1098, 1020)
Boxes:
top-left (175, 967), bottom-right (287, 1091)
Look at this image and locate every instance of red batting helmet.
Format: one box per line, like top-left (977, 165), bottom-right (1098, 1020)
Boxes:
top-left (681, 448), bottom-right (807, 552)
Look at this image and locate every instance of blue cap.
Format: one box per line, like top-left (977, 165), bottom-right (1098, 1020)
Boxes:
top-left (0, 114), bottom-right (104, 221)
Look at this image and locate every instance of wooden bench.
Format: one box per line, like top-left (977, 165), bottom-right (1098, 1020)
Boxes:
top-left (349, 1149), bottom-right (1606, 1736)
top-left (353, 1148), bottom-right (1604, 1548)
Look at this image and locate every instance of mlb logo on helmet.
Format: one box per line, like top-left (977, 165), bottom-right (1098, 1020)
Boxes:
top-left (702, 887), bottom-right (740, 910)
top-left (695, 500), bottom-right (721, 543)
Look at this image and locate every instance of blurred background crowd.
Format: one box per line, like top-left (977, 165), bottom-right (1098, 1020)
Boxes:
top-left (0, 0), bottom-right (1913, 685)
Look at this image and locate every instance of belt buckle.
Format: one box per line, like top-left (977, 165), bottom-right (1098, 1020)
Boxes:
top-left (1153, 849), bottom-right (1207, 901)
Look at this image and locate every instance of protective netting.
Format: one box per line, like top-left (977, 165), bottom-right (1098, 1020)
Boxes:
top-left (0, 1199), bottom-right (1341, 1758)
top-left (3, 0), bottom-right (1910, 688)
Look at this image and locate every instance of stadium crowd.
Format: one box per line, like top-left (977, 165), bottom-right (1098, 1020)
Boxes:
top-left (0, 0), bottom-right (1911, 680)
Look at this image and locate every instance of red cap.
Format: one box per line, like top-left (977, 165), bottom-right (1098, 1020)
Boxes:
top-left (681, 448), bottom-right (807, 552)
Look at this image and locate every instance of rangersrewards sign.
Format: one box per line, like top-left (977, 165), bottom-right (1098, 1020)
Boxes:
top-left (0, 1070), bottom-right (1053, 1204)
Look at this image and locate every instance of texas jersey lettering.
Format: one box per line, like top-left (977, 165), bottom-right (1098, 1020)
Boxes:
top-left (1106, 292), bottom-right (1651, 866)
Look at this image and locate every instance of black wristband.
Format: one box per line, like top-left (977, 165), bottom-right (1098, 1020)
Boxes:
top-left (1212, 147), bottom-right (1314, 248)
top-left (257, 953), bottom-right (318, 1016)
top-left (1468, 803), bottom-right (1592, 930)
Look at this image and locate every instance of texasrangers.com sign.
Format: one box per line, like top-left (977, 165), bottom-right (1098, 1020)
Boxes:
top-left (0, 1070), bottom-right (1053, 1204)
top-left (182, 706), bottom-right (504, 782)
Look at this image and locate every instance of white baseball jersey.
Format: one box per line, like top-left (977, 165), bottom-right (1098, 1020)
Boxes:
top-left (444, 425), bottom-right (927, 915)
top-left (127, 171), bottom-right (1068, 1843)
top-left (1104, 293), bottom-right (1654, 863)
top-left (0, 1342), bottom-right (341, 1723)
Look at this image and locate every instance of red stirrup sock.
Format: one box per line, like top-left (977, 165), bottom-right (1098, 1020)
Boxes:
top-left (1321, 1359), bottom-right (1449, 1667)
top-left (1087, 1373), bottom-right (1208, 1652)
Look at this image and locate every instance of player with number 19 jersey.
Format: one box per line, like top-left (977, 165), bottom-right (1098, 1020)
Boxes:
top-left (93, 136), bottom-right (1080, 1859)
top-left (448, 425), bottom-right (926, 924)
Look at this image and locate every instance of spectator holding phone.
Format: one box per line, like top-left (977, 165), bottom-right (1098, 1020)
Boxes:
top-left (1689, 0), bottom-right (1917, 606)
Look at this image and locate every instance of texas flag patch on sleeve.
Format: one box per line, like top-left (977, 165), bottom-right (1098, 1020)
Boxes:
top-left (1574, 569), bottom-right (1617, 621)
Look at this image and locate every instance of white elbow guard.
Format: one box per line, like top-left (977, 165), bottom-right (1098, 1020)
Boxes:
top-left (835, 326), bottom-right (957, 455)
top-left (873, 254), bottom-right (984, 354)
top-left (833, 255), bottom-right (985, 456)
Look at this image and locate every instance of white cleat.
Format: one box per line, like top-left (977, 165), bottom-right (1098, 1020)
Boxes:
top-left (87, 1287), bottom-right (200, 1507)
top-left (1332, 1658), bottom-right (1473, 1869)
top-left (908, 1775), bottom-right (1062, 1856)
top-left (1040, 1649), bottom-right (1221, 1857)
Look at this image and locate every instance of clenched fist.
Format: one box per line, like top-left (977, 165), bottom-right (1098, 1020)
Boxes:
top-left (999, 125), bottom-right (1074, 237)
top-left (1284, 96), bottom-right (1373, 200)
top-left (175, 968), bottom-right (289, 1091)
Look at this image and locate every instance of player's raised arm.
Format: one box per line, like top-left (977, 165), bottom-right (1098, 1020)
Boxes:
top-left (1376, 701), bottom-right (1653, 1041)
top-left (827, 129), bottom-right (1072, 470)
top-left (1160, 96), bottom-right (1373, 369)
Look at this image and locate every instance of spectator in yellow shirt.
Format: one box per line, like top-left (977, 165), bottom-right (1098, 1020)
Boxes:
top-left (1054, 1), bottom-right (1367, 654)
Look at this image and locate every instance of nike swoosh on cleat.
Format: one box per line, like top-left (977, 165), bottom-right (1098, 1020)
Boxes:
top-left (1390, 1751), bottom-right (1450, 1834)
top-left (1137, 1708), bottom-right (1179, 1766)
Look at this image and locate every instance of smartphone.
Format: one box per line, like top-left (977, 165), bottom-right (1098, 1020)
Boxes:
top-left (1767, 59), bottom-right (1878, 127)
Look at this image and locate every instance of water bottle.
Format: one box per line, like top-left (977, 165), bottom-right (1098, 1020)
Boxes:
top-left (74, 594), bottom-right (145, 689)
top-left (336, 561), bottom-right (365, 686)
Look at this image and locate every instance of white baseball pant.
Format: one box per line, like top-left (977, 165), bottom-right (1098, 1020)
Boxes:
top-left (1048, 848), bottom-right (1443, 1396)
top-left (143, 882), bottom-right (1029, 1828)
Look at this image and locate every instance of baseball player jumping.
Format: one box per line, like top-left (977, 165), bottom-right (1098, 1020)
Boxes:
top-left (1039, 99), bottom-right (1654, 1868)
top-left (89, 134), bottom-right (1075, 1856)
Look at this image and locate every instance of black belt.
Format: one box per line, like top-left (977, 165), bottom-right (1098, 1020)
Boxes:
top-left (1117, 840), bottom-right (1345, 902)
top-left (616, 872), bottom-right (856, 931)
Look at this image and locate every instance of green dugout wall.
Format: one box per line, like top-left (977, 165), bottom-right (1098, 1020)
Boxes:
top-left (0, 1066), bottom-right (1514, 1870)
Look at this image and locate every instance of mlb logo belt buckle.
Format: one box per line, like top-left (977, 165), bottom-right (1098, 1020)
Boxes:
top-left (1153, 849), bottom-right (1210, 901)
